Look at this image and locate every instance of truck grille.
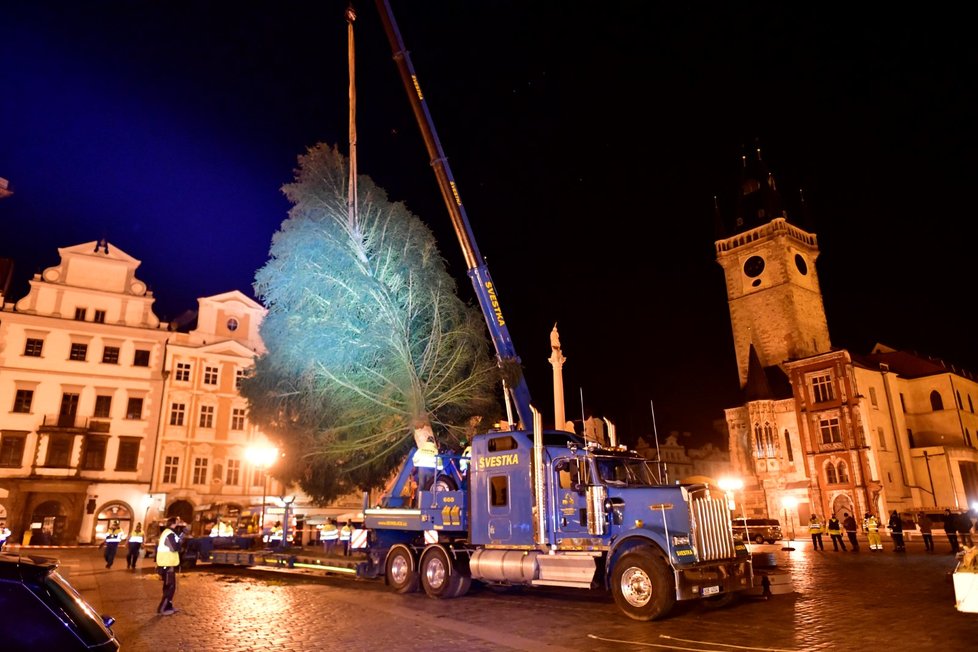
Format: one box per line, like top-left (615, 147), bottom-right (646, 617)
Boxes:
top-left (690, 496), bottom-right (736, 560)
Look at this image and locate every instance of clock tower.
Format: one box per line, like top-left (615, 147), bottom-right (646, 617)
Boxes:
top-left (715, 147), bottom-right (831, 387)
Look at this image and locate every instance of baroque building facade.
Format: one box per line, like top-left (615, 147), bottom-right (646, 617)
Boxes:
top-left (718, 150), bottom-right (978, 531)
top-left (0, 242), bottom-right (296, 544)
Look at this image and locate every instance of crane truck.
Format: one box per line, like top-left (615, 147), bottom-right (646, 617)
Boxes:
top-left (354, 1), bottom-right (754, 621)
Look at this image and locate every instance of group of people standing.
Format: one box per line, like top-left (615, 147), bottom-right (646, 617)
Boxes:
top-left (319, 519), bottom-right (355, 556)
top-left (806, 509), bottom-right (976, 554)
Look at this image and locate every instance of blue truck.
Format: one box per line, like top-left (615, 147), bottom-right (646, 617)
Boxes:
top-left (359, 1), bottom-right (754, 620)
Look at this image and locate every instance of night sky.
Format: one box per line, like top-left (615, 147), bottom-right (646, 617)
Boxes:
top-left (2, 2), bottom-right (976, 446)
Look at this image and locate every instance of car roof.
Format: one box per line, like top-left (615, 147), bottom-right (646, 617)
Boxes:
top-left (0, 551), bottom-right (59, 582)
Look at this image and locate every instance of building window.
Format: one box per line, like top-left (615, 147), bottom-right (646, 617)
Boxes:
top-left (116, 438), bottom-right (140, 471)
top-left (93, 395), bottom-right (112, 418)
top-left (199, 405), bottom-right (214, 428)
top-left (69, 343), bottom-right (88, 361)
top-left (957, 391), bottom-right (964, 410)
top-left (811, 373), bottom-right (834, 403)
top-left (253, 468), bottom-right (265, 487)
top-left (203, 366), bottom-right (218, 385)
top-left (869, 387), bottom-right (878, 409)
top-left (192, 457), bottom-right (208, 484)
top-left (0, 433), bottom-right (27, 467)
top-left (966, 429), bottom-right (973, 448)
top-left (837, 462), bottom-right (849, 482)
top-left (74, 307), bottom-right (87, 321)
top-left (764, 423), bottom-right (776, 457)
top-left (826, 463), bottom-right (838, 484)
top-left (877, 426), bottom-right (887, 451)
top-left (231, 408), bottom-right (246, 430)
top-left (226, 459), bottom-right (240, 486)
top-left (163, 456), bottom-right (180, 483)
top-left (900, 393), bottom-right (906, 411)
top-left (930, 390), bottom-right (944, 411)
top-left (13, 389), bottom-right (34, 414)
top-left (133, 349), bottom-right (150, 367)
top-left (753, 423), bottom-right (763, 458)
top-left (94, 309), bottom-right (106, 323)
top-left (236, 368), bottom-right (246, 390)
top-left (45, 433), bottom-right (73, 467)
top-left (175, 362), bottom-right (191, 382)
top-left (970, 395), bottom-right (975, 414)
top-left (908, 428), bottom-right (915, 448)
top-left (126, 397), bottom-right (143, 420)
top-left (24, 338), bottom-right (44, 357)
top-left (81, 435), bottom-right (108, 470)
top-left (102, 346), bottom-right (120, 364)
top-left (784, 430), bottom-right (794, 462)
top-left (818, 417), bottom-right (842, 445)
top-left (170, 403), bottom-right (186, 426)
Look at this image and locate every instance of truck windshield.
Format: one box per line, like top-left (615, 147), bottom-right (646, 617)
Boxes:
top-left (594, 457), bottom-right (658, 487)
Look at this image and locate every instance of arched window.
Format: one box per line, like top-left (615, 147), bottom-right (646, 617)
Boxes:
top-left (826, 463), bottom-right (838, 484)
top-left (754, 423), bottom-right (764, 458)
top-left (764, 423), bottom-right (775, 458)
top-left (957, 391), bottom-right (963, 409)
top-left (930, 390), bottom-right (944, 411)
top-left (837, 462), bottom-right (849, 483)
top-left (784, 430), bottom-right (794, 462)
top-left (969, 395), bottom-right (975, 414)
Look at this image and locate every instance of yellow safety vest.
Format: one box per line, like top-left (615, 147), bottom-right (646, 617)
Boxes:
top-left (340, 526), bottom-right (353, 541)
top-left (156, 528), bottom-right (181, 567)
top-left (826, 520), bottom-right (842, 535)
top-left (322, 524), bottom-right (339, 540)
top-left (808, 520), bottom-right (823, 534)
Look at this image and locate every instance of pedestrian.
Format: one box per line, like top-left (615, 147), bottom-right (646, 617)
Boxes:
top-left (826, 514), bottom-right (847, 552)
top-left (127, 522), bottom-right (145, 569)
top-left (0, 522), bottom-right (10, 551)
top-left (943, 509), bottom-right (961, 554)
top-left (340, 520), bottom-right (353, 556)
top-left (155, 517), bottom-right (185, 616)
top-left (321, 519), bottom-right (338, 556)
top-left (959, 510), bottom-right (976, 548)
top-left (842, 512), bottom-right (860, 551)
top-left (917, 513), bottom-right (934, 552)
top-left (102, 521), bottom-right (124, 568)
top-left (412, 433), bottom-right (439, 500)
top-left (888, 510), bottom-right (905, 551)
top-left (808, 514), bottom-right (825, 551)
top-left (268, 521), bottom-right (284, 549)
top-left (864, 512), bottom-right (883, 551)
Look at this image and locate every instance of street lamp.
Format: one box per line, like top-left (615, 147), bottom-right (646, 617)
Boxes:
top-left (781, 495), bottom-right (798, 551)
top-left (246, 445), bottom-right (278, 540)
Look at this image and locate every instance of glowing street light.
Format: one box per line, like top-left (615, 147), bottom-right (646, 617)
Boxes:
top-left (781, 495), bottom-right (798, 551)
top-left (246, 445), bottom-right (278, 538)
top-left (717, 477), bottom-right (744, 511)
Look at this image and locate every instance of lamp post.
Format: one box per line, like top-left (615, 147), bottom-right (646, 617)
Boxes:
top-left (781, 495), bottom-right (798, 551)
top-left (246, 445), bottom-right (278, 539)
top-left (281, 495), bottom-right (296, 548)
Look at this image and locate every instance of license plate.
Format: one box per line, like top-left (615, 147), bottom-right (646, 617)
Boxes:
top-left (703, 585), bottom-right (720, 596)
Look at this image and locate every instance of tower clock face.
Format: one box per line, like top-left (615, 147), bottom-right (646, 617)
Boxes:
top-left (795, 253), bottom-right (809, 275)
top-left (743, 255), bottom-right (765, 278)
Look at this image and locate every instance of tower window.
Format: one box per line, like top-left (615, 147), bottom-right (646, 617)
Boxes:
top-left (930, 390), bottom-right (944, 411)
top-left (818, 417), bottom-right (842, 445)
top-left (811, 373), bottom-right (834, 403)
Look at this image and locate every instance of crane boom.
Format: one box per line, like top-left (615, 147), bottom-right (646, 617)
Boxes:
top-left (375, 0), bottom-right (532, 428)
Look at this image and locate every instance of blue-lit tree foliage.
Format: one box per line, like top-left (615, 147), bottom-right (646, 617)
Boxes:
top-left (243, 144), bottom-right (501, 502)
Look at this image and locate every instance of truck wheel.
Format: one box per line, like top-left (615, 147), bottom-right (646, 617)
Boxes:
top-left (434, 475), bottom-right (458, 492)
top-left (420, 546), bottom-right (461, 598)
top-left (386, 545), bottom-right (419, 594)
top-left (611, 550), bottom-right (676, 621)
top-left (754, 534), bottom-right (765, 544)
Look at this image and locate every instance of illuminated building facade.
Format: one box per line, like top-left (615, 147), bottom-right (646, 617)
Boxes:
top-left (717, 150), bottom-right (978, 529)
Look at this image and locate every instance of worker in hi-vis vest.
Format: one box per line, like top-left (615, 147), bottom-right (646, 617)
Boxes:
top-left (156, 517), bottom-right (185, 615)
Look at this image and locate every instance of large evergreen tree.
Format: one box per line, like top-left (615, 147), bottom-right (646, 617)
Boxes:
top-left (242, 143), bottom-right (502, 503)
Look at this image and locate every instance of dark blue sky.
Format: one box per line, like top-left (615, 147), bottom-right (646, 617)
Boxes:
top-left (2, 2), bottom-right (976, 444)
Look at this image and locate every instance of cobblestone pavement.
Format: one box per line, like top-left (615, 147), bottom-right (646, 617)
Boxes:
top-left (13, 534), bottom-right (978, 651)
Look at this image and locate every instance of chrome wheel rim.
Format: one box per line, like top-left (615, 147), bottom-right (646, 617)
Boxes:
top-left (620, 566), bottom-right (652, 608)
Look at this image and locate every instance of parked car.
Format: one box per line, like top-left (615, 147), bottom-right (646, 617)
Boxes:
top-left (732, 517), bottom-right (783, 544)
top-left (0, 551), bottom-right (119, 651)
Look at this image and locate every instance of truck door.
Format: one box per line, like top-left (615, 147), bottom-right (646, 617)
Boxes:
top-left (554, 457), bottom-right (588, 536)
